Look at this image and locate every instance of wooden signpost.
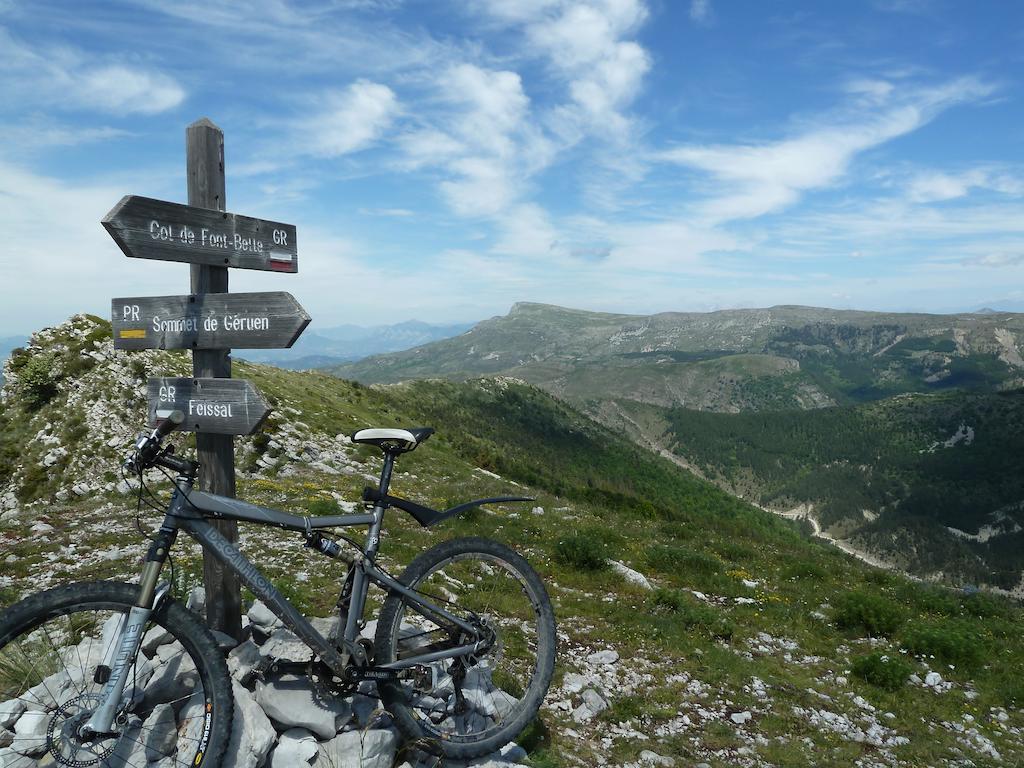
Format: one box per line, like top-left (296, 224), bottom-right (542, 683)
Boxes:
top-left (112, 292), bottom-right (310, 350)
top-left (103, 196), bottom-right (298, 272)
top-left (104, 118), bottom-right (308, 640)
top-left (147, 378), bottom-right (271, 435)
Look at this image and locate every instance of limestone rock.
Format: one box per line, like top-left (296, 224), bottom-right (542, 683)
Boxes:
top-left (609, 560), bottom-right (653, 590)
top-left (318, 728), bottom-right (398, 768)
top-left (267, 727), bottom-right (318, 767)
top-left (11, 711), bottom-right (47, 755)
top-left (587, 649), bottom-right (619, 665)
top-left (222, 681), bottom-right (276, 768)
top-left (256, 675), bottom-right (351, 739)
top-left (247, 600), bottom-right (280, 630)
top-left (0, 747), bottom-right (35, 766)
top-left (186, 587), bottom-right (206, 617)
top-left (143, 703), bottom-right (178, 762)
top-left (640, 751), bottom-right (676, 767)
top-left (0, 701), bottom-right (25, 730)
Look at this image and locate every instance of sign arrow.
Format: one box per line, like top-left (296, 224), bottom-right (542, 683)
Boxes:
top-left (103, 195), bottom-right (298, 273)
top-left (148, 378), bottom-right (271, 436)
top-left (113, 292), bottom-right (310, 350)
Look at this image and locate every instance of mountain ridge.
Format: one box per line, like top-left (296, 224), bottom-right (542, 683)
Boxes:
top-left (329, 302), bottom-right (1024, 591)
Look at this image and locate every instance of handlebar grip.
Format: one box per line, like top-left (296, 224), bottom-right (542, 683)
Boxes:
top-left (154, 409), bottom-right (185, 438)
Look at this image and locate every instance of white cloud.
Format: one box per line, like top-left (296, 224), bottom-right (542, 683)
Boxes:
top-left (844, 78), bottom-right (895, 104)
top-left (690, 0), bottom-right (711, 23)
top-left (907, 168), bottom-right (1023, 203)
top-left (440, 157), bottom-right (518, 216)
top-left (0, 121), bottom-right (128, 152)
top-left (492, 204), bottom-right (563, 258)
top-left (0, 29), bottom-right (185, 116)
top-left (661, 77), bottom-right (995, 222)
top-left (357, 207), bottom-right (415, 217)
top-left (396, 128), bottom-right (464, 170)
top-left (604, 220), bottom-right (741, 272)
top-left (442, 64), bottom-right (530, 156)
top-left (965, 252), bottom-right (1024, 268)
top-left (526, 0), bottom-right (650, 139)
top-left (399, 63), bottom-right (554, 218)
top-left (76, 66), bottom-right (185, 115)
top-left (306, 80), bottom-right (398, 157)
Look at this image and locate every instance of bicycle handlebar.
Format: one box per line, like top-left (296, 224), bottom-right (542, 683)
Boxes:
top-left (125, 410), bottom-right (189, 474)
top-left (154, 409), bottom-right (185, 438)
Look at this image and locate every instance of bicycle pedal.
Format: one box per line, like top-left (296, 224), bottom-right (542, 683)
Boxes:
top-left (240, 656), bottom-right (275, 687)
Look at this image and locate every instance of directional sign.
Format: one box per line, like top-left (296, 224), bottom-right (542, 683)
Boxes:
top-left (113, 292), bottom-right (310, 350)
top-left (148, 378), bottom-right (271, 436)
top-left (103, 195), bottom-right (298, 272)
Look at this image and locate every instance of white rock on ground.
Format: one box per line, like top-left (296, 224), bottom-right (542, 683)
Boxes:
top-left (318, 728), bottom-right (398, 768)
top-left (11, 710), bottom-right (48, 756)
top-left (143, 703), bottom-right (178, 762)
top-left (0, 701), bottom-right (25, 730)
top-left (588, 649), bottom-right (619, 665)
top-left (223, 681), bottom-right (277, 768)
top-left (256, 675), bottom-right (352, 738)
top-left (267, 727), bottom-right (318, 767)
top-left (609, 560), bottom-right (653, 590)
top-left (639, 750), bottom-right (676, 767)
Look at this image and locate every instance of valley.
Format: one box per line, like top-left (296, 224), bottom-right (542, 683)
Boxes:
top-left (331, 302), bottom-right (1024, 592)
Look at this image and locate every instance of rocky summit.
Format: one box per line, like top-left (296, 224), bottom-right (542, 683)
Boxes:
top-left (2, 315), bottom-right (1024, 766)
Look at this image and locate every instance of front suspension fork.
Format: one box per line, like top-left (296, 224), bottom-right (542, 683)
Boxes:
top-left (85, 526), bottom-right (176, 735)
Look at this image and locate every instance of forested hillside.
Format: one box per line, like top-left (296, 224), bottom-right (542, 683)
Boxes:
top-left (661, 391), bottom-right (1024, 589)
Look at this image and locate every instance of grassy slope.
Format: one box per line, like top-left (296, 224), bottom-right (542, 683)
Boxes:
top-left (1, 317), bottom-right (1024, 766)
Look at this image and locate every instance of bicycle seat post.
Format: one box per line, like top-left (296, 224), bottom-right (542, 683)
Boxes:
top-left (377, 450), bottom-right (397, 496)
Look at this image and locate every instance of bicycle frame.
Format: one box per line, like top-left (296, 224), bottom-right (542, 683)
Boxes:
top-left (87, 451), bottom-right (484, 735)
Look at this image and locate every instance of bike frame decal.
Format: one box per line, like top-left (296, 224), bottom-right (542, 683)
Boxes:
top-left (85, 605), bottom-right (151, 734)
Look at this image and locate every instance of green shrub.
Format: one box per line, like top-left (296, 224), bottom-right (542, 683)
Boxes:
top-left (851, 652), bottom-right (913, 692)
top-left (833, 590), bottom-right (906, 637)
top-left (647, 545), bottom-right (722, 575)
top-left (996, 678), bottom-right (1024, 709)
top-left (554, 531), bottom-right (608, 571)
top-left (961, 592), bottom-right (1014, 620)
top-left (649, 588), bottom-right (734, 640)
top-left (15, 352), bottom-right (59, 410)
top-left (864, 569), bottom-right (897, 587)
top-left (716, 540), bottom-right (757, 565)
top-left (782, 559), bottom-right (827, 581)
top-left (900, 620), bottom-right (985, 669)
top-left (307, 499), bottom-right (341, 516)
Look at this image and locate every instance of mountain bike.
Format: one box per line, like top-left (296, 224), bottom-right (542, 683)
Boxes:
top-left (0, 412), bottom-right (556, 767)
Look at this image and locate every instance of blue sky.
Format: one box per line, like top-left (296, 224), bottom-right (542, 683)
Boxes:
top-left (1, 0), bottom-right (1023, 336)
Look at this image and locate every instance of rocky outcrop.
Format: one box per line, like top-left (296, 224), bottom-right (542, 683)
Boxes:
top-left (0, 597), bottom-right (531, 768)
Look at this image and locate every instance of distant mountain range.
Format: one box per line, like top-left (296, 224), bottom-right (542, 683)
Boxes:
top-left (236, 319), bottom-right (475, 369)
top-left (331, 302), bottom-right (1024, 409)
top-left (331, 302), bottom-right (1024, 590)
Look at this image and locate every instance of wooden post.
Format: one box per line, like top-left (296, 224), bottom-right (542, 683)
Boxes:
top-left (187, 118), bottom-right (243, 641)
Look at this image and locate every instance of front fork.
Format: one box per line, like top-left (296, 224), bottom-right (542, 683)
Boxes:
top-left (84, 525), bottom-right (176, 735)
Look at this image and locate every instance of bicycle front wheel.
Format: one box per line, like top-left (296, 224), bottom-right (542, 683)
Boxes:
top-left (0, 581), bottom-right (232, 768)
top-left (374, 536), bottom-right (556, 759)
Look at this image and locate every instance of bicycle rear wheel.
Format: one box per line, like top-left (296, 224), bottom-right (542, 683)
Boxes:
top-left (374, 536), bottom-right (556, 759)
top-left (0, 581), bottom-right (232, 767)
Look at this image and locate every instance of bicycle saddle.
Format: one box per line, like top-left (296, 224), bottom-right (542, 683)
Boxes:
top-left (352, 427), bottom-right (434, 452)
